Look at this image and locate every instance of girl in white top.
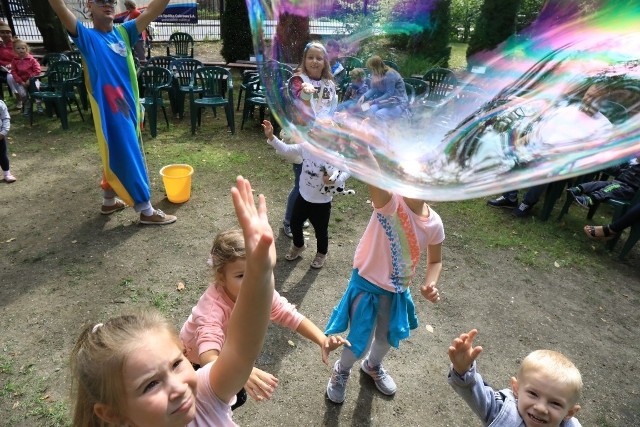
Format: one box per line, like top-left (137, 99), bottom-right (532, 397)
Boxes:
top-left (266, 41), bottom-right (343, 269)
top-left (263, 119), bottom-right (349, 270)
top-left (69, 177), bottom-right (275, 427)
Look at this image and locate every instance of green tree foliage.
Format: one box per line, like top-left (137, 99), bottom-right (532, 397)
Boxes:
top-left (407, 0), bottom-right (452, 68)
top-left (466, 0), bottom-right (522, 60)
top-left (220, 0), bottom-right (254, 63)
top-left (450, 0), bottom-right (482, 42)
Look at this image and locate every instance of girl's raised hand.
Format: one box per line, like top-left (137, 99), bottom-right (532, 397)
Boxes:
top-left (321, 335), bottom-right (351, 365)
top-left (231, 176), bottom-right (274, 271)
top-left (420, 281), bottom-right (440, 303)
top-left (262, 120), bottom-right (274, 141)
top-left (245, 367), bottom-right (279, 401)
top-left (448, 329), bottom-right (483, 376)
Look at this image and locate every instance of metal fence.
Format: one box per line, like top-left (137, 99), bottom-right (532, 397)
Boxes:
top-left (0, 1), bottom-right (346, 44)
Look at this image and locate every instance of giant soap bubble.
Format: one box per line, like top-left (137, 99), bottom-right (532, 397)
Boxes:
top-left (246, 0), bottom-right (640, 200)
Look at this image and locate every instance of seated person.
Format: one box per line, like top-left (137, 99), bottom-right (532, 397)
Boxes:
top-left (569, 158), bottom-right (640, 208)
top-left (336, 67), bottom-right (369, 113)
top-left (486, 82), bottom-right (613, 217)
top-left (583, 200), bottom-right (640, 240)
top-left (448, 329), bottom-right (583, 427)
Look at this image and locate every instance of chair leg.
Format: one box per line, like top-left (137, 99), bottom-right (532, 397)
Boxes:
top-left (241, 102), bottom-right (249, 130)
top-left (149, 102), bottom-right (158, 138)
top-left (557, 194), bottom-right (574, 221)
top-left (74, 98), bottom-right (84, 122)
top-left (618, 224), bottom-right (640, 259)
top-left (191, 105), bottom-right (198, 135)
top-left (225, 104), bottom-right (235, 135)
top-left (539, 181), bottom-right (566, 221)
top-left (236, 87), bottom-right (243, 111)
top-left (586, 202), bottom-right (600, 220)
top-left (58, 99), bottom-right (69, 130)
top-left (162, 105), bottom-right (169, 127)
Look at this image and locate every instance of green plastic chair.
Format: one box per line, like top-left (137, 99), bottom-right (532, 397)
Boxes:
top-left (338, 56), bottom-right (364, 76)
top-left (169, 58), bottom-right (203, 119)
top-left (63, 50), bottom-right (88, 110)
top-left (29, 60), bottom-right (84, 130)
top-left (189, 66), bottom-right (234, 135)
top-left (138, 65), bottom-right (172, 138)
top-left (420, 67), bottom-right (458, 108)
top-left (241, 77), bottom-right (268, 130)
top-left (166, 32), bottom-right (194, 59)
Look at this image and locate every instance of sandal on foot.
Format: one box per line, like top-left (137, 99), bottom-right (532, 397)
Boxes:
top-left (285, 244), bottom-right (305, 261)
top-left (583, 225), bottom-right (617, 241)
top-left (310, 252), bottom-right (327, 269)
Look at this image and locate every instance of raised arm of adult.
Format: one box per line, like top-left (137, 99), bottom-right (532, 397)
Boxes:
top-left (47, 0), bottom-right (78, 36)
top-left (135, 0), bottom-right (170, 35)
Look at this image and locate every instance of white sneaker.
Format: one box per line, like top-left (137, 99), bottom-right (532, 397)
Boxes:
top-left (360, 359), bottom-right (397, 395)
top-left (327, 361), bottom-right (350, 404)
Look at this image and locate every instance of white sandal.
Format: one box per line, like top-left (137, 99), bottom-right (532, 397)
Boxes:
top-left (310, 252), bottom-right (327, 269)
top-left (285, 244), bottom-right (305, 261)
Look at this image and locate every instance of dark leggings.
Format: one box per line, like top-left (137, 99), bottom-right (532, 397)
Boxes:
top-left (0, 136), bottom-right (9, 172)
top-left (609, 202), bottom-right (640, 233)
top-left (291, 195), bottom-right (331, 254)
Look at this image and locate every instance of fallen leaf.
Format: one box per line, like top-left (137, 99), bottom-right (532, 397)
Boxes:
top-left (425, 324), bottom-right (434, 333)
top-left (41, 395), bottom-right (50, 400)
top-left (554, 261), bottom-right (560, 268)
top-left (177, 282), bottom-right (185, 291)
top-left (287, 340), bottom-right (295, 347)
top-left (12, 401), bottom-right (19, 409)
top-left (5, 237), bottom-right (16, 243)
top-left (72, 240), bottom-right (78, 244)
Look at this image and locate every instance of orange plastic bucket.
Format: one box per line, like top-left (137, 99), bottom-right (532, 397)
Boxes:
top-left (160, 164), bottom-right (194, 203)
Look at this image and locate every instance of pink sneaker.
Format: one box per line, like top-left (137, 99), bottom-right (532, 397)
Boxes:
top-left (4, 173), bottom-right (16, 183)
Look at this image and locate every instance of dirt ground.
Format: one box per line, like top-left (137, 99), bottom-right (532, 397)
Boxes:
top-left (0, 44), bottom-right (639, 427)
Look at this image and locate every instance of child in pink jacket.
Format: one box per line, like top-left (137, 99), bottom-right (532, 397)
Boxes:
top-left (180, 228), bottom-right (350, 403)
top-left (6, 39), bottom-right (41, 114)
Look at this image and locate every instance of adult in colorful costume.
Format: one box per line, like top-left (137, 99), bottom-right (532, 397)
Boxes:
top-left (47, 0), bottom-right (176, 225)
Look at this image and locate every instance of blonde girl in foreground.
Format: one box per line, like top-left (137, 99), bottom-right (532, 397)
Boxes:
top-left (71, 176), bottom-right (274, 426)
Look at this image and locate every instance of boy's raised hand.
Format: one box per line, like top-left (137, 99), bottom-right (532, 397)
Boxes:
top-left (231, 176), bottom-right (274, 270)
top-left (262, 120), bottom-right (274, 141)
top-left (321, 335), bottom-right (351, 365)
top-left (448, 329), bottom-right (483, 376)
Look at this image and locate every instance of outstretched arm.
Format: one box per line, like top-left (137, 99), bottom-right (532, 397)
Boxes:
top-left (296, 318), bottom-right (350, 365)
top-left (210, 177), bottom-right (275, 404)
top-left (420, 243), bottom-right (442, 302)
top-left (448, 329), bottom-right (483, 375)
top-left (47, 0), bottom-right (77, 35)
top-left (135, 0), bottom-right (169, 34)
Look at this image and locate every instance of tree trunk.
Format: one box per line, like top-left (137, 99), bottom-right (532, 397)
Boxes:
top-left (30, 0), bottom-right (70, 52)
top-left (274, 13), bottom-right (309, 65)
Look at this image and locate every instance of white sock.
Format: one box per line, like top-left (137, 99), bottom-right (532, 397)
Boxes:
top-left (4, 170), bottom-right (10, 177)
top-left (142, 207), bottom-right (155, 216)
top-left (102, 197), bottom-right (116, 207)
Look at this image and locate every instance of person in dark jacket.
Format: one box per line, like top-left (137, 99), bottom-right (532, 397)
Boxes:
top-left (569, 158), bottom-right (640, 208)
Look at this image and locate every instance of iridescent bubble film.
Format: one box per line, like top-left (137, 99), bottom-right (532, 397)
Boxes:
top-left (247, 0), bottom-right (640, 200)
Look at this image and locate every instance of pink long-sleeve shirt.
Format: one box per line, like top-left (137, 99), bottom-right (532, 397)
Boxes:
top-left (10, 54), bottom-right (40, 85)
top-left (180, 284), bottom-right (305, 364)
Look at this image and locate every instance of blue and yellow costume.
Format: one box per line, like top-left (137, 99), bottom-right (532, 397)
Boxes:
top-left (72, 20), bottom-right (149, 209)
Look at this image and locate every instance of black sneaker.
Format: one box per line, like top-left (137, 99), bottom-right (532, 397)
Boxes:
top-left (566, 187), bottom-right (582, 197)
top-left (511, 203), bottom-right (532, 217)
top-left (573, 195), bottom-right (592, 209)
top-left (487, 196), bottom-right (518, 209)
